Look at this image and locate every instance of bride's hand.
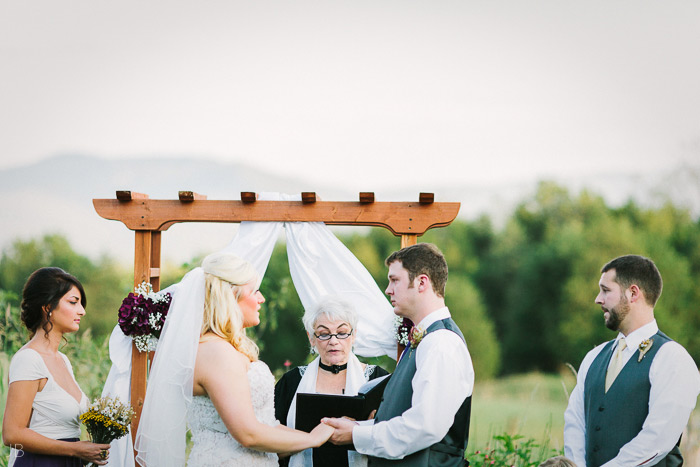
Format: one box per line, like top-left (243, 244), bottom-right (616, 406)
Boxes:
top-left (310, 422), bottom-right (334, 447)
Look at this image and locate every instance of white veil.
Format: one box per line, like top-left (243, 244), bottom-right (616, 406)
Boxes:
top-left (133, 267), bottom-right (205, 466)
top-left (121, 193), bottom-right (396, 466)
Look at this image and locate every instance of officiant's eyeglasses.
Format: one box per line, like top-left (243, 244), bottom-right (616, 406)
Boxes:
top-left (314, 329), bottom-right (354, 341)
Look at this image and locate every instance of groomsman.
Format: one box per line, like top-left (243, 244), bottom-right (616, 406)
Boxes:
top-left (324, 243), bottom-right (474, 466)
top-left (564, 255), bottom-right (700, 467)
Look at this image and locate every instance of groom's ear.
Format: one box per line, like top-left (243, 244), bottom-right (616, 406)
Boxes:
top-left (416, 274), bottom-right (431, 293)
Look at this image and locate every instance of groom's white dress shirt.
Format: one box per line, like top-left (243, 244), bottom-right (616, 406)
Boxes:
top-left (352, 307), bottom-right (474, 460)
top-left (564, 320), bottom-right (700, 467)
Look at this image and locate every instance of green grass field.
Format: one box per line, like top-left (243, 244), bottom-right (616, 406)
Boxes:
top-left (469, 371), bottom-right (575, 454)
top-left (469, 370), bottom-right (700, 464)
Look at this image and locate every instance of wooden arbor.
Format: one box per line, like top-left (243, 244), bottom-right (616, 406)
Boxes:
top-left (93, 190), bottom-right (460, 449)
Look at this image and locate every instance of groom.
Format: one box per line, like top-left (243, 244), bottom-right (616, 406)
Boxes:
top-left (323, 243), bottom-right (474, 466)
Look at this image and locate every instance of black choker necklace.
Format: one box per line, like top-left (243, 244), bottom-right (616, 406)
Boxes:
top-left (319, 361), bottom-right (347, 374)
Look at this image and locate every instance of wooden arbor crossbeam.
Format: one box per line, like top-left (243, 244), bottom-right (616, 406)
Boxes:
top-left (94, 191), bottom-right (459, 237)
top-left (92, 190), bottom-right (460, 461)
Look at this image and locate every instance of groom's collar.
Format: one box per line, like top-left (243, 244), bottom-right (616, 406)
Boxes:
top-left (415, 307), bottom-right (451, 330)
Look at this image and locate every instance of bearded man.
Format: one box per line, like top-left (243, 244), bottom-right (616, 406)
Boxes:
top-left (564, 255), bottom-right (700, 467)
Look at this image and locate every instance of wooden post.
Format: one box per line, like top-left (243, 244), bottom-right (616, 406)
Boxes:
top-left (401, 234), bottom-right (418, 248)
top-left (130, 230), bottom-right (162, 452)
top-left (131, 232), bottom-right (150, 447)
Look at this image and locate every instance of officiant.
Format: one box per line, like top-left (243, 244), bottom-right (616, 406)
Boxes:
top-left (274, 295), bottom-right (389, 467)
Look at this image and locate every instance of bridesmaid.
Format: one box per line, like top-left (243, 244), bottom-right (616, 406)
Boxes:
top-left (2, 267), bottom-right (111, 466)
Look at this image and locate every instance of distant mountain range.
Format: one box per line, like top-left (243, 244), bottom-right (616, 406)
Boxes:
top-left (1, 154), bottom-right (698, 264)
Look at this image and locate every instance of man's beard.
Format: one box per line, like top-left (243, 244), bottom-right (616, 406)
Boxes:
top-left (603, 295), bottom-right (630, 331)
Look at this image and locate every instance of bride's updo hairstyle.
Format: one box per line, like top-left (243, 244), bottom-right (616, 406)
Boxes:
top-left (201, 252), bottom-right (260, 361)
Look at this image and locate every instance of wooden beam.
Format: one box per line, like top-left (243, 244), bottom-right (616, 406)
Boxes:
top-left (359, 192), bottom-right (375, 204)
top-left (178, 191), bottom-right (207, 202)
top-left (240, 192), bottom-right (257, 203)
top-left (419, 192), bottom-right (434, 204)
top-left (301, 192), bottom-right (317, 204)
top-left (93, 199), bottom-right (460, 236)
top-left (116, 191), bottom-right (149, 202)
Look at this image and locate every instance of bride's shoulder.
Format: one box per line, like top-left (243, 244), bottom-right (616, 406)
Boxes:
top-left (198, 337), bottom-right (249, 367)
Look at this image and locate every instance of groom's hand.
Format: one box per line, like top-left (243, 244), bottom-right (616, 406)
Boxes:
top-left (321, 417), bottom-right (357, 445)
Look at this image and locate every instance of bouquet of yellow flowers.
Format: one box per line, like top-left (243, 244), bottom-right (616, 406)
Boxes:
top-left (80, 396), bottom-right (135, 463)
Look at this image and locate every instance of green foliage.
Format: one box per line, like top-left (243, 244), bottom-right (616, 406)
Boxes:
top-left (252, 244), bottom-right (310, 370)
top-left (0, 235), bottom-right (132, 338)
top-left (473, 181), bottom-right (700, 372)
top-left (445, 276), bottom-right (500, 378)
top-left (0, 351), bottom-right (9, 466)
top-left (1, 291), bottom-right (27, 355)
top-left (468, 432), bottom-right (561, 467)
top-left (62, 331), bottom-right (111, 400)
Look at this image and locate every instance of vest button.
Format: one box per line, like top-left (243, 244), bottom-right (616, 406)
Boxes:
top-left (593, 446), bottom-right (599, 452)
top-left (598, 406), bottom-right (605, 411)
top-left (595, 426), bottom-right (601, 431)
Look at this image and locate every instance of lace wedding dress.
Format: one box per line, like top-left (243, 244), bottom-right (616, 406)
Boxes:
top-left (187, 361), bottom-right (279, 466)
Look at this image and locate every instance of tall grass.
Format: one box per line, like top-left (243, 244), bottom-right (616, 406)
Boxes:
top-left (1, 354), bottom-right (9, 467)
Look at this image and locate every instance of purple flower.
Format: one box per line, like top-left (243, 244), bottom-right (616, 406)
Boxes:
top-left (118, 290), bottom-right (171, 338)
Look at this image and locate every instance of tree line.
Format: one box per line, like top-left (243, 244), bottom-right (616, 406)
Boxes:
top-left (2, 182), bottom-right (699, 379)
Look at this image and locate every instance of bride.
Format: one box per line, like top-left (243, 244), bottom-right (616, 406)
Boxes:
top-left (134, 252), bottom-right (333, 466)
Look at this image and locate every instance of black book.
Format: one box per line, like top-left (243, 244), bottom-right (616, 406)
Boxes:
top-left (295, 374), bottom-right (391, 451)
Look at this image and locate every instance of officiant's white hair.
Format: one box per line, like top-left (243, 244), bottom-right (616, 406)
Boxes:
top-left (201, 252), bottom-right (259, 361)
top-left (302, 295), bottom-right (359, 335)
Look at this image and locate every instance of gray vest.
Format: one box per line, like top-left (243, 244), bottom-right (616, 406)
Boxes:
top-left (584, 330), bottom-right (682, 467)
top-left (368, 318), bottom-right (471, 467)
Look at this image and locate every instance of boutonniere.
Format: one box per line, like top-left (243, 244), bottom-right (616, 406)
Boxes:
top-left (638, 338), bottom-right (654, 362)
top-left (409, 326), bottom-right (426, 349)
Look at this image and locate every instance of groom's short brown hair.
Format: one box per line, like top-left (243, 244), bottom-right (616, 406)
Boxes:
top-left (385, 243), bottom-right (448, 298)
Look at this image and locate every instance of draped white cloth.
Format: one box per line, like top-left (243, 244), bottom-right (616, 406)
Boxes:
top-left (103, 193), bottom-right (396, 466)
top-left (101, 327), bottom-right (135, 467)
top-left (286, 221), bottom-right (397, 358)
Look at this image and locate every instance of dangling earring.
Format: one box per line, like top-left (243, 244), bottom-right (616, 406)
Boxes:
top-left (310, 346), bottom-right (317, 355)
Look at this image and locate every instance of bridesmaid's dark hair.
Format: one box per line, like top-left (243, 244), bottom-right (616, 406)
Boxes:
top-left (20, 267), bottom-right (87, 338)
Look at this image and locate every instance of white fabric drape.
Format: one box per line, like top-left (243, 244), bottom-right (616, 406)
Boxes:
top-left (103, 193), bottom-right (396, 466)
top-left (101, 326), bottom-right (135, 467)
top-left (286, 222), bottom-right (396, 358)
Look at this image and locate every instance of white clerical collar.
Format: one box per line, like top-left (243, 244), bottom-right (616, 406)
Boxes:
top-left (415, 306), bottom-right (451, 330)
top-left (616, 320), bottom-right (658, 351)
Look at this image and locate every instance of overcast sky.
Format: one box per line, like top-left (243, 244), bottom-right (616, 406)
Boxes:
top-left (1, 1), bottom-right (699, 190)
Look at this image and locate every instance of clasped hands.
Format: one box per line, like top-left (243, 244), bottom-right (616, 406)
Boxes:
top-left (321, 409), bottom-right (375, 445)
top-left (320, 416), bottom-right (357, 445)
